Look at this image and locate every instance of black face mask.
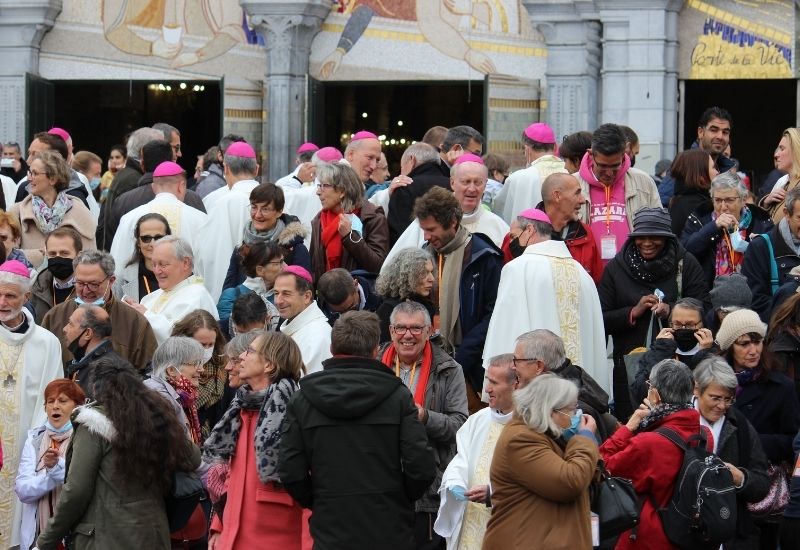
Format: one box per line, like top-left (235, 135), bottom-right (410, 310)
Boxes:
top-left (673, 329), bottom-right (698, 352)
top-left (68, 329), bottom-right (88, 362)
top-left (48, 256), bottom-right (74, 281)
top-left (509, 236), bottom-right (525, 258)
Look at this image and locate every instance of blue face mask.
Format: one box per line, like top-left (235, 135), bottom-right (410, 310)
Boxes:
top-left (45, 420), bottom-right (72, 433)
top-left (449, 485), bottom-right (468, 501)
top-left (89, 177), bottom-right (101, 190)
top-left (562, 408), bottom-right (583, 441)
top-left (729, 230), bottom-right (749, 253)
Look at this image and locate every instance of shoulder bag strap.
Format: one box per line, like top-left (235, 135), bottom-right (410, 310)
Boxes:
top-left (676, 258), bottom-right (683, 300)
top-left (761, 233), bottom-right (780, 295)
top-left (653, 427), bottom-right (689, 451)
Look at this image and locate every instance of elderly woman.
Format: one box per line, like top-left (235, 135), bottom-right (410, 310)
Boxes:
top-left (691, 357), bottom-right (770, 549)
top-left (9, 150), bottom-right (95, 268)
top-left (171, 311), bottom-right (229, 441)
top-left (375, 247), bottom-right (436, 343)
top-left (145, 336), bottom-right (206, 444)
top-left (761, 127), bottom-right (800, 223)
top-left (222, 182), bottom-right (310, 292)
top-left (483, 373), bottom-right (598, 549)
top-left (36, 359), bottom-right (200, 550)
top-left (310, 162), bottom-right (389, 281)
top-left (204, 331), bottom-right (305, 549)
top-left (0, 211), bottom-right (33, 267)
top-left (112, 213), bottom-right (171, 301)
top-left (681, 171), bottom-right (773, 288)
top-left (600, 359), bottom-right (706, 549)
top-left (599, 206), bottom-right (708, 419)
top-left (667, 148), bottom-right (718, 235)
top-left (15, 379), bottom-right (86, 550)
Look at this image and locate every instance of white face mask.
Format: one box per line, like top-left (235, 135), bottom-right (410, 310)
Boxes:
top-left (202, 347), bottom-right (214, 364)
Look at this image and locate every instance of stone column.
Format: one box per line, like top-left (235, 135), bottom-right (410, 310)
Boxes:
top-left (524, 1), bottom-right (602, 140)
top-left (242, 1), bottom-right (330, 181)
top-left (0, 1), bottom-right (61, 144)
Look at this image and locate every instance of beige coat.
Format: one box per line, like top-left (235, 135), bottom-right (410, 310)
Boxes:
top-left (576, 167), bottom-right (662, 230)
top-left (10, 195), bottom-right (97, 268)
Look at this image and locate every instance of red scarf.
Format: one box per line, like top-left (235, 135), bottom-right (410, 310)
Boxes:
top-left (170, 374), bottom-right (203, 444)
top-left (320, 209), bottom-right (343, 271)
top-left (381, 341), bottom-right (434, 407)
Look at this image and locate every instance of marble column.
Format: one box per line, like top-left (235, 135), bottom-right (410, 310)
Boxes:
top-left (0, 1), bottom-right (61, 144)
top-left (242, 1), bottom-right (330, 181)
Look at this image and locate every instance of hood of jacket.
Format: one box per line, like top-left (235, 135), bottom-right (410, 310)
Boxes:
top-left (277, 215), bottom-right (308, 247)
top-left (300, 357), bottom-right (406, 419)
top-left (73, 404), bottom-right (116, 442)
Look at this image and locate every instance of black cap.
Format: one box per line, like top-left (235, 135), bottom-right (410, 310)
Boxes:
top-left (628, 207), bottom-right (674, 238)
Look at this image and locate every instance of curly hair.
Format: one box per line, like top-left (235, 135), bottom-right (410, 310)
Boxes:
top-left (171, 309), bottom-right (225, 365)
top-left (413, 186), bottom-right (461, 228)
top-left (376, 247), bottom-right (434, 300)
top-left (91, 358), bottom-right (188, 494)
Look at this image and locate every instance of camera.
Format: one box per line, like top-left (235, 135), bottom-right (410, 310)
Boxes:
top-left (0, 158), bottom-right (14, 168)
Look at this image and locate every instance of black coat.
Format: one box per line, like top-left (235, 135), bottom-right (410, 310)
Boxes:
top-left (278, 357), bottom-right (436, 550)
top-left (598, 239), bottom-right (710, 356)
top-left (630, 337), bottom-right (717, 404)
top-left (668, 185), bottom-right (710, 236)
top-left (741, 225), bottom-right (800, 322)
top-left (64, 340), bottom-right (136, 400)
top-left (680, 203), bottom-right (773, 289)
top-left (733, 369), bottom-right (800, 464)
top-left (318, 271), bottom-right (382, 325)
top-left (767, 329), bottom-right (800, 403)
top-left (98, 158), bottom-right (143, 249)
top-left (387, 161), bottom-right (450, 244)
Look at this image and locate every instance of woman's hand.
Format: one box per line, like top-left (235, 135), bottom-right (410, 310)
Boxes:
top-left (714, 212), bottom-right (737, 230)
top-left (632, 294), bottom-right (659, 319)
top-left (625, 404), bottom-right (650, 432)
top-left (41, 449), bottom-right (59, 469)
top-left (208, 533), bottom-right (221, 550)
top-left (695, 328), bottom-right (714, 349)
top-left (764, 187), bottom-right (786, 207)
top-left (580, 413), bottom-right (597, 434)
top-left (656, 327), bottom-right (674, 340)
top-left (724, 462), bottom-right (745, 487)
top-left (337, 214), bottom-right (352, 237)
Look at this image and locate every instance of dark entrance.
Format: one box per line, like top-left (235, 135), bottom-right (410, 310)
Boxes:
top-left (32, 80), bottom-right (221, 173)
top-left (683, 79), bottom-right (796, 192)
top-left (310, 80), bottom-right (484, 174)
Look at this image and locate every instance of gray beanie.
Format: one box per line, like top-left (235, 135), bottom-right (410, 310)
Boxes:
top-left (709, 273), bottom-right (752, 311)
top-left (715, 309), bottom-right (766, 351)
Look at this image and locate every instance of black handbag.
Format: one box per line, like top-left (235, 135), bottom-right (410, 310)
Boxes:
top-left (165, 470), bottom-right (206, 532)
top-left (591, 460), bottom-right (640, 545)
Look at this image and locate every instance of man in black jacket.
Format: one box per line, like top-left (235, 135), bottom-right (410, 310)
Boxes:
top-left (279, 310), bottom-right (436, 550)
top-left (316, 268), bottom-right (381, 325)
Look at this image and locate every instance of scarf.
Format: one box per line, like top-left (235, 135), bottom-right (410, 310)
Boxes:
top-left (735, 366), bottom-right (762, 397)
top-left (197, 358), bottom-right (226, 437)
top-left (320, 209), bottom-right (343, 271)
top-left (436, 225), bottom-right (470, 353)
top-left (636, 402), bottom-right (694, 432)
top-left (381, 341), bottom-right (434, 407)
top-left (713, 206), bottom-right (751, 276)
top-left (36, 426), bottom-right (73, 537)
top-left (779, 217), bottom-right (800, 255)
top-left (622, 237), bottom-right (678, 283)
top-left (579, 151), bottom-right (632, 190)
top-left (31, 192), bottom-right (72, 235)
top-left (169, 374), bottom-right (202, 444)
top-left (202, 377), bottom-right (298, 484)
top-left (241, 218), bottom-right (285, 246)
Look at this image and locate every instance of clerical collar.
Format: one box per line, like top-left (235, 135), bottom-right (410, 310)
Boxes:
top-left (2, 314), bottom-right (28, 334)
top-left (461, 207), bottom-right (483, 226)
top-left (491, 409), bottom-right (513, 424)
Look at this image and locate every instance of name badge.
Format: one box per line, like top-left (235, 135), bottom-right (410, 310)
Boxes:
top-left (591, 512), bottom-right (599, 546)
top-left (601, 234), bottom-right (617, 260)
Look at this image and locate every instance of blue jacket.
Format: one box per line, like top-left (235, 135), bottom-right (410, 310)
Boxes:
top-left (741, 225), bottom-right (800, 322)
top-left (425, 232), bottom-right (502, 391)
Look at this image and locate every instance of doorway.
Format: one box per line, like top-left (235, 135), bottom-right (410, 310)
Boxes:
top-left (46, 80), bottom-right (221, 173)
top-left (683, 79), bottom-right (796, 191)
top-left (310, 80), bottom-right (484, 175)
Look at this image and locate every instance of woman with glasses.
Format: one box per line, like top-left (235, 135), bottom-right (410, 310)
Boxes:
top-left (310, 162), bottom-right (389, 282)
top-left (681, 171), bottom-right (772, 289)
top-left (375, 247), bottom-right (436, 343)
top-left (599, 359), bottom-right (706, 549)
top-left (204, 331), bottom-right (305, 549)
top-left (690, 357), bottom-right (770, 550)
top-left (222, 182), bottom-right (310, 293)
top-left (9, 149), bottom-right (96, 269)
top-left (112, 213), bottom-right (171, 302)
top-left (483, 373), bottom-right (598, 549)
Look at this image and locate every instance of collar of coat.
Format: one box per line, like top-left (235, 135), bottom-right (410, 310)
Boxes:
top-left (73, 405), bottom-right (117, 442)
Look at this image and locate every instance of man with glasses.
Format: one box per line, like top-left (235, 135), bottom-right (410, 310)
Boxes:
top-left (41, 249), bottom-right (157, 373)
top-left (379, 300), bottom-right (467, 550)
top-left (630, 297), bottom-right (716, 404)
top-left (574, 123), bottom-right (661, 262)
top-left (109, 161), bottom-right (207, 279)
top-left (153, 122), bottom-right (182, 161)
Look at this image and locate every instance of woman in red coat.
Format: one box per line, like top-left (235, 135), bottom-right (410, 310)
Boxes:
top-left (204, 331), bottom-right (306, 550)
top-left (600, 359), bottom-right (712, 550)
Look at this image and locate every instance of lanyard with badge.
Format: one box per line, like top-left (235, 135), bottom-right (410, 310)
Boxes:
top-left (600, 184), bottom-right (617, 260)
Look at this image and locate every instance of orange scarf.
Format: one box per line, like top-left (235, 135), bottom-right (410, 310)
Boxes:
top-left (320, 209), bottom-right (343, 271)
top-left (381, 341), bottom-right (434, 407)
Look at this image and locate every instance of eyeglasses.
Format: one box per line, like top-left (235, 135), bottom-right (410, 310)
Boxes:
top-left (554, 403), bottom-right (579, 417)
top-left (181, 361), bottom-right (203, 369)
top-left (249, 204), bottom-right (277, 216)
top-left (733, 336), bottom-right (763, 347)
top-left (74, 277), bottom-right (109, 292)
top-left (592, 155), bottom-right (623, 172)
top-left (706, 394), bottom-right (736, 406)
top-left (712, 197), bottom-right (740, 206)
top-left (390, 325), bottom-right (426, 336)
top-left (138, 234), bottom-right (165, 243)
top-left (671, 323), bottom-right (700, 330)
top-left (27, 169), bottom-right (46, 178)
top-left (512, 357), bottom-right (540, 367)
top-left (316, 182), bottom-right (335, 190)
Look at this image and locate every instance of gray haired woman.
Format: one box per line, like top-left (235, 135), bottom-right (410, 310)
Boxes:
top-left (483, 373), bottom-right (598, 549)
top-left (309, 162), bottom-right (389, 281)
top-left (144, 335), bottom-right (205, 443)
top-left (374, 247), bottom-right (436, 342)
top-left (692, 357), bottom-right (769, 550)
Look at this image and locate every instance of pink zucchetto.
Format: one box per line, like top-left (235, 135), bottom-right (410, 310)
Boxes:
top-left (316, 147), bottom-right (343, 163)
top-left (226, 141), bottom-right (256, 159)
top-left (523, 122), bottom-right (556, 144)
top-left (153, 161), bottom-right (185, 177)
top-left (48, 127), bottom-right (71, 143)
top-left (350, 131), bottom-right (378, 142)
top-left (281, 265), bottom-right (313, 284)
top-left (454, 153), bottom-right (484, 166)
top-left (517, 208), bottom-right (552, 224)
top-left (0, 260), bottom-right (30, 278)
top-left (297, 142), bottom-right (319, 154)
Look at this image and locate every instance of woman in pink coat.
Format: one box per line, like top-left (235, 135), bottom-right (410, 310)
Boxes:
top-left (204, 331), bottom-right (306, 550)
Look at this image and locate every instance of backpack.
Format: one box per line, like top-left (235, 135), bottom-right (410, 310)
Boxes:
top-left (653, 427), bottom-right (738, 549)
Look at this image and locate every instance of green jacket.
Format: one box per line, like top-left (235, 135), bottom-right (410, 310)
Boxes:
top-left (36, 406), bottom-right (201, 550)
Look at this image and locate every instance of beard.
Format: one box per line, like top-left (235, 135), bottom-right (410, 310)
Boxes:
top-left (0, 307), bottom-right (23, 324)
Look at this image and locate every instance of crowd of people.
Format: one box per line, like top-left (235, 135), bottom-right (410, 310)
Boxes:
top-left (2, 108), bottom-right (800, 550)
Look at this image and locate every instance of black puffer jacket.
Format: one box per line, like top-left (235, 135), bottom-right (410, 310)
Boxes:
top-left (278, 357), bottom-right (436, 550)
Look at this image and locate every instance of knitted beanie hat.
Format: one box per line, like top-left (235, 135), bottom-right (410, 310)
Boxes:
top-left (715, 309), bottom-right (766, 351)
top-left (709, 273), bottom-right (752, 310)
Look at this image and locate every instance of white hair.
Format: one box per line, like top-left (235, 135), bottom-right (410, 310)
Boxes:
top-left (0, 271), bottom-right (32, 292)
top-left (514, 373), bottom-right (578, 437)
top-left (153, 235), bottom-right (194, 269)
top-left (151, 336), bottom-right (204, 379)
